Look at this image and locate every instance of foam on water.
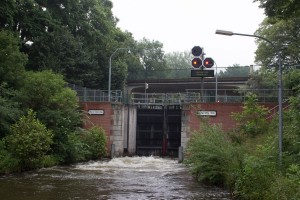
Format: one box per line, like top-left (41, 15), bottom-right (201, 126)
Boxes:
top-left (75, 156), bottom-right (183, 173)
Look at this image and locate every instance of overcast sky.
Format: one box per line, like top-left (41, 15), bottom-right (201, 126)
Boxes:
top-left (111, 0), bottom-right (265, 68)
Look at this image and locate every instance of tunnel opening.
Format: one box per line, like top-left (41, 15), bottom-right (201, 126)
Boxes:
top-left (136, 105), bottom-right (181, 157)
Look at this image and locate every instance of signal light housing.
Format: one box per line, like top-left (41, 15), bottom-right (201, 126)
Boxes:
top-left (191, 58), bottom-right (202, 68)
top-left (203, 57), bottom-right (214, 68)
top-left (192, 46), bottom-right (203, 57)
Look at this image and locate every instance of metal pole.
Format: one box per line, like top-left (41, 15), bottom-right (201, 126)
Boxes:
top-left (215, 29), bottom-right (283, 165)
top-left (110, 143), bottom-right (115, 159)
top-left (178, 146), bottom-right (184, 163)
top-left (108, 48), bottom-right (130, 102)
top-left (216, 63), bottom-right (218, 102)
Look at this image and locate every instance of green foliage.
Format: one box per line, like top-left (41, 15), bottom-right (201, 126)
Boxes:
top-left (0, 83), bottom-right (24, 138)
top-left (0, 30), bottom-right (27, 88)
top-left (281, 96), bottom-right (300, 165)
top-left (82, 126), bottom-right (107, 160)
top-left (246, 67), bottom-right (278, 90)
top-left (284, 69), bottom-right (300, 95)
top-left (0, 140), bottom-right (21, 174)
top-left (18, 70), bottom-right (81, 156)
top-left (218, 65), bottom-right (250, 77)
top-left (184, 123), bottom-right (243, 189)
top-left (266, 164), bottom-right (300, 200)
top-left (234, 155), bottom-right (277, 199)
top-left (232, 93), bottom-right (269, 137)
top-left (254, 0), bottom-right (300, 20)
top-left (4, 110), bottom-right (53, 170)
top-left (64, 127), bottom-right (107, 163)
top-left (136, 38), bottom-right (167, 71)
top-left (255, 17), bottom-right (300, 68)
top-left (165, 50), bottom-right (192, 69)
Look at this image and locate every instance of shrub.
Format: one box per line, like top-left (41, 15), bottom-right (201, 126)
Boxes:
top-left (0, 140), bottom-right (20, 174)
top-left (265, 164), bottom-right (300, 200)
top-left (184, 122), bottom-right (243, 189)
top-left (234, 155), bottom-right (277, 199)
top-left (4, 110), bottom-right (53, 170)
top-left (63, 127), bottom-right (107, 163)
top-left (82, 126), bottom-right (107, 160)
top-left (232, 92), bottom-right (269, 137)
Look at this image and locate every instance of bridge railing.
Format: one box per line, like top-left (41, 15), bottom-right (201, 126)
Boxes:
top-left (67, 83), bottom-right (291, 104)
top-left (130, 89), bottom-right (291, 105)
top-left (67, 83), bottom-right (122, 102)
top-left (127, 67), bottom-right (251, 80)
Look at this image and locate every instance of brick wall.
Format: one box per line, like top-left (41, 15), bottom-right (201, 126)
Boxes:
top-left (188, 102), bottom-right (279, 134)
top-left (80, 102), bottom-right (113, 148)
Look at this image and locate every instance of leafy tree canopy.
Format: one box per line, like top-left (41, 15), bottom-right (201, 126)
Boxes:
top-left (0, 30), bottom-right (27, 88)
top-left (135, 38), bottom-right (167, 71)
top-left (254, 0), bottom-right (300, 21)
top-left (165, 50), bottom-right (192, 69)
top-left (218, 64), bottom-right (250, 77)
top-left (255, 18), bottom-right (300, 68)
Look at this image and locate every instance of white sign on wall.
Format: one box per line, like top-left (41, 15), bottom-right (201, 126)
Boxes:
top-left (198, 110), bottom-right (217, 117)
top-left (88, 109), bottom-right (104, 115)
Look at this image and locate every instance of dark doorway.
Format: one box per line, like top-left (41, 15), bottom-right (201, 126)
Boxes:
top-left (136, 105), bottom-right (181, 156)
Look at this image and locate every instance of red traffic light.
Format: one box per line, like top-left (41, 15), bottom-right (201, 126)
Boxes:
top-left (191, 58), bottom-right (202, 68)
top-left (191, 46), bottom-right (203, 57)
top-left (203, 57), bottom-right (214, 68)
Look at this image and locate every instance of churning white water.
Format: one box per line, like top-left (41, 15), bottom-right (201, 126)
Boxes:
top-left (75, 156), bottom-right (231, 199)
top-left (0, 156), bottom-right (231, 200)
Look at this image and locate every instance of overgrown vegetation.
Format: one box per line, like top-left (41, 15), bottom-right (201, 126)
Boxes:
top-left (185, 93), bottom-right (300, 199)
top-left (0, 30), bottom-right (107, 174)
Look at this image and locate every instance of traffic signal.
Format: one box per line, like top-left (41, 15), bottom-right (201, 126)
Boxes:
top-left (191, 57), bottom-right (202, 68)
top-left (192, 46), bottom-right (203, 56)
top-left (203, 57), bottom-right (214, 68)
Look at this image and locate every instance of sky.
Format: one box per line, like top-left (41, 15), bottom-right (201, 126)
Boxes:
top-left (111, 0), bottom-right (266, 68)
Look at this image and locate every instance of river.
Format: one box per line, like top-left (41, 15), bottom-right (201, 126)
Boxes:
top-left (0, 156), bottom-right (231, 199)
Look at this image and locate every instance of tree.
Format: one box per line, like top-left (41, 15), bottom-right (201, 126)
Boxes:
top-left (0, 83), bottom-right (23, 138)
top-left (0, 30), bottom-right (27, 88)
top-left (218, 64), bottom-right (250, 77)
top-left (18, 70), bottom-right (81, 157)
top-left (254, 18), bottom-right (300, 68)
top-left (254, 0), bottom-right (300, 20)
top-left (135, 38), bottom-right (167, 71)
top-left (165, 50), bottom-right (192, 69)
top-left (0, 30), bottom-right (27, 138)
top-left (0, 0), bottom-right (135, 89)
top-left (232, 93), bottom-right (269, 137)
top-left (5, 110), bottom-right (53, 169)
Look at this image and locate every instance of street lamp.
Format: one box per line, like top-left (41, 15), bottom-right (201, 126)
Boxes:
top-left (215, 29), bottom-right (283, 164)
top-left (108, 48), bottom-right (130, 102)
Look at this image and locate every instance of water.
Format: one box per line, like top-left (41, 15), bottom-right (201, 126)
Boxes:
top-left (0, 157), bottom-right (231, 200)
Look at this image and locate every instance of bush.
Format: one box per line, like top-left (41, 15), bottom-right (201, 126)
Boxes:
top-left (232, 92), bottom-right (269, 137)
top-left (234, 155), bottom-right (277, 199)
top-left (63, 126), bottom-right (107, 163)
top-left (266, 164), bottom-right (300, 200)
top-left (184, 122), bottom-right (243, 189)
top-left (0, 140), bottom-right (20, 174)
top-left (4, 110), bottom-right (53, 170)
top-left (82, 126), bottom-right (107, 160)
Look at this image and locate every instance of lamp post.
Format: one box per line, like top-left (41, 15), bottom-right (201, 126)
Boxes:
top-left (108, 48), bottom-right (130, 102)
top-left (215, 29), bottom-right (283, 164)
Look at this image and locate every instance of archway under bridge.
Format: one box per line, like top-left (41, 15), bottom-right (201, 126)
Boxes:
top-left (136, 105), bottom-right (181, 156)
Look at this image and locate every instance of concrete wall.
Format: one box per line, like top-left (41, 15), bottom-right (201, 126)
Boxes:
top-left (111, 103), bottom-right (125, 156)
top-left (123, 105), bottom-right (137, 154)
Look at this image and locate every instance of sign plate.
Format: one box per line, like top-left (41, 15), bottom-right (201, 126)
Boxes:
top-left (198, 110), bottom-right (217, 116)
top-left (88, 109), bottom-right (104, 115)
top-left (191, 69), bottom-right (214, 77)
